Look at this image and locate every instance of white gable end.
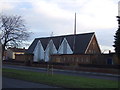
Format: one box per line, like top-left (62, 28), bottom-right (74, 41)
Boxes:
top-left (58, 38), bottom-right (73, 54)
top-left (39, 41), bottom-right (45, 60)
top-left (66, 42), bottom-right (73, 54)
top-left (33, 40), bottom-right (44, 62)
top-left (58, 38), bottom-right (65, 54)
top-left (33, 41), bottom-right (40, 62)
top-left (45, 40), bottom-right (57, 62)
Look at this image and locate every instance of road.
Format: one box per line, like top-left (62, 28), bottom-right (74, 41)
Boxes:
top-left (2, 77), bottom-right (60, 88)
top-left (2, 64), bottom-right (120, 81)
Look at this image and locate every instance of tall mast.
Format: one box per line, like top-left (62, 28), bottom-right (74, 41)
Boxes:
top-left (74, 12), bottom-right (76, 35)
top-left (73, 12), bottom-right (76, 53)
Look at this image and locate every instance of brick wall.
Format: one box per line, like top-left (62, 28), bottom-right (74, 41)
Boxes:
top-left (15, 54), bottom-right (33, 62)
top-left (51, 53), bottom-right (119, 65)
top-left (51, 54), bottom-right (93, 65)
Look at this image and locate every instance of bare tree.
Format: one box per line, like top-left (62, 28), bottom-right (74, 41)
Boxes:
top-left (0, 14), bottom-right (30, 56)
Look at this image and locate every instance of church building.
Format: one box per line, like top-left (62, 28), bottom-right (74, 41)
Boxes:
top-left (27, 32), bottom-right (101, 62)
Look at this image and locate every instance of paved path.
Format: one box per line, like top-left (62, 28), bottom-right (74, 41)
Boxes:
top-left (2, 77), bottom-right (60, 88)
top-left (3, 64), bottom-right (120, 81)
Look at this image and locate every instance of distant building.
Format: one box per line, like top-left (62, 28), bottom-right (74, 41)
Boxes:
top-left (27, 32), bottom-right (101, 62)
top-left (5, 47), bottom-right (26, 60)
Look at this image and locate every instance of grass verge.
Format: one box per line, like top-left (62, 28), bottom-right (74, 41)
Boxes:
top-left (2, 68), bottom-right (119, 88)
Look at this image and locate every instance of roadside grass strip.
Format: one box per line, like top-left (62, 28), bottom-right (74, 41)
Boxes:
top-left (2, 68), bottom-right (119, 88)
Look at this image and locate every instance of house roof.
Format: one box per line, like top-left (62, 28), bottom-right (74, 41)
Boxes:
top-left (8, 47), bottom-right (26, 52)
top-left (27, 32), bottom-right (95, 54)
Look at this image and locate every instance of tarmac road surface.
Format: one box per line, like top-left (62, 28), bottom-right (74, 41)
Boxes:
top-left (2, 64), bottom-right (120, 81)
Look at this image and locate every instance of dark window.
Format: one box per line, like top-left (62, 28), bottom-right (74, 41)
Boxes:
top-left (107, 58), bottom-right (113, 65)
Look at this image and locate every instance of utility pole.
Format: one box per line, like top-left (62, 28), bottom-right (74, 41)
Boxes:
top-left (0, 40), bottom-right (2, 90)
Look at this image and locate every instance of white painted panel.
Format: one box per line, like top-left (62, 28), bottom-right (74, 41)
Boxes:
top-left (44, 40), bottom-right (57, 62)
top-left (58, 38), bottom-right (73, 54)
top-left (45, 40), bottom-right (51, 62)
top-left (66, 42), bottom-right (73, 54)
top-left (45, 47), bottom-right (49, 62)
top-left (58, 41), bottom-right (64, 54)
top-left (33, 41), bottom-right (44, 62)
top-left (39, 41), bottom-right (44, 60)
top-left (33, 41), bottom-right (40, 62)
top-left (52, 43), bottom-right (57, 54)
top-left (63, 38), bottom-right (67, 54)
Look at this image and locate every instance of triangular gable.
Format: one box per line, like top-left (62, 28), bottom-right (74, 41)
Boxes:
top-left (33, 40), bottom-right (44, 62)
top-left (58, 38), bottom-right (73, 54)
top-left (45, 39), bottom-right (57, 54)
top-left (85, 34), bottom-right (101, 54)
top-left (44, 39), bottom-right (57, 62)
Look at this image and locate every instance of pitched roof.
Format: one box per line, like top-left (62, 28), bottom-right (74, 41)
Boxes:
top-left (27, 32), bottom-right (95, 54)
top-left (74, 33), bottom-right (93, 54)
top-left (8, 47), bottom-right (26, 52)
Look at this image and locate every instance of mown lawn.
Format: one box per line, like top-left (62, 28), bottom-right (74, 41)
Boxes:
top-left (2, 68), bottom-right (119, 88)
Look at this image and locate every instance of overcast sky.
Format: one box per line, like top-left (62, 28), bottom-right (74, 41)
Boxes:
top-left (0, 0), bottom-right (119, 53)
